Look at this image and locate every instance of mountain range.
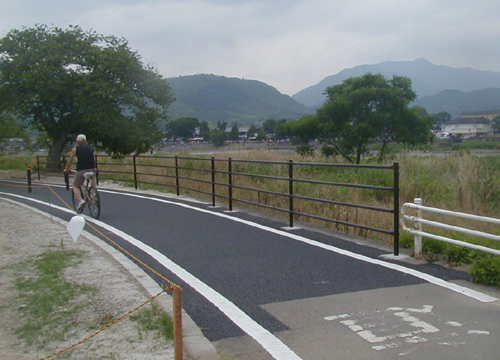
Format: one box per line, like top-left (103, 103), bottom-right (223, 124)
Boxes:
top-left (292, 58), bottom-right (500, 111)
top-left (166, 74), bottom-right (312, 126)
top-left (167, 59), bottom-right (500, 124)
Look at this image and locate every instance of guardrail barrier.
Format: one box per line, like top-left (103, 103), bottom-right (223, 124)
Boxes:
top-left (401, 198), bottom-right (500, 258)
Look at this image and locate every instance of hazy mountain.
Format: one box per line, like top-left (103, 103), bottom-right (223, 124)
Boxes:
top-left (413, 88), bottom-right (500, 119)
top-left (167, 74), bottom-right (313, 126)
top-left (292, 58), bottom-right (500, 109)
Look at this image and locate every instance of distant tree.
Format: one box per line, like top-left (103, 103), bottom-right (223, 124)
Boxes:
top-left (166, 117), bottom-right (199, 142)
top-left (433, 112), bottom-right (452, 129)
top-left (281, 73), bottom-right (433, 163)
top-left (275, 119), bottom-right (288, 140)
top-left (228, 122), bottom-right (239, 141)
top-left (217, 121), bottom-right (227, 131)
top-left (0, 24), bottom-right (174, 169)
top-left (247, 124), bottom-right (258, 139)
top-left (262, 119), bottom-right (277, 135)
top-left (211, 130), bottom-right (227, 147)
top-left (198, 121), bottom-right (210, 140)
top-left (412, 106), bottom-right (428, 117)
top-left (493, 115), bottom-right (500, 135)
top-left (256, 128), bottom-right (266, 141)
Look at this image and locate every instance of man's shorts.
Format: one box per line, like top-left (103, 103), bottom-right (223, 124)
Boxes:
top-left (73, 169), bottom-right (96, 187)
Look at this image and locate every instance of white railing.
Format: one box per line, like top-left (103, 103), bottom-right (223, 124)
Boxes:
top-left (400, 198), bottom-right (500, 258)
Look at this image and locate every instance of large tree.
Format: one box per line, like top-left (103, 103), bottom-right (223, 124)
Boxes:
top-left (0, 24), bottom-right (174, 169)
top-left (166, 117), bottom-right (200, 142)
top-left (281, 73), bottom-right (433, 163)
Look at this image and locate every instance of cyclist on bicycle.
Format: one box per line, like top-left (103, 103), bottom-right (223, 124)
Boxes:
top-left (63, 134), bottom-right (97, 211)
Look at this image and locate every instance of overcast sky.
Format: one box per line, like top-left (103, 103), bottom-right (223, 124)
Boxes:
top-left (1, 0), bottom-right (499, 95)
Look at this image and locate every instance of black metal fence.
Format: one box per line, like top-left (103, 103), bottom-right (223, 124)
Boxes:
top-left (38, 154), bottom-right (401, 255)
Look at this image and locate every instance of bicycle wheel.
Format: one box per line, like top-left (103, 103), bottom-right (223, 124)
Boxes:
top-left (87, 187), bottom-right (101, 219)
top-left (71, 187), bottom-right (85, 214)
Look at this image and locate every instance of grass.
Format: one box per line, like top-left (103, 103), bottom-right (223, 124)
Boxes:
top-left (130, 301), bottom-right (174, 343)
top-left (9, 247), bottom-right (99, 347)
top-left (5, 243), bottom-right (176, 354)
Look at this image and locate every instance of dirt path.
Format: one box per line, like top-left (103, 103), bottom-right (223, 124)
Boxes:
top-left (0, 199), bottom-right (176, 360)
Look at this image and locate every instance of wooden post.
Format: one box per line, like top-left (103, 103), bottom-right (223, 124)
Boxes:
top-left (173, 286), bottom-right (183, 360)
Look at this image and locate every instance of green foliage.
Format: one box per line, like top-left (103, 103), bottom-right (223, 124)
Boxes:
top-left (282, 73), bottom-right (433, 164)
top-left (211, 130), bottom-right (227, 147)
top-left (166, 117), bottom-right (200, 142)
top-left (130, 301), bottom-right (174, 343)
top-left (296, 144), bottom-right (315, 157)
top-left (198, 120), bottom-right (211, 140)
top-left (470, 255), bottom-right (500, 286)
top-left (262, 119), bottom-right (277, 134)
top-left (433, 112), bottom-right (451, 128)
top-left (228, 122), bottom-right (240, 141)
top-left (0, 24), bottom-right (174, 169)
top-left (0, 112), bottom-right (30, 142)
top-left (0, 155), bottom-right (37, 170)
top-left (11, 249), bottom-right (98, 346)
top-left (493, 115), bottom-right (500, 134)
top-left (399, 231), bottom-right (415, 248)
top-left (321, 145), bottom-right (337, 158)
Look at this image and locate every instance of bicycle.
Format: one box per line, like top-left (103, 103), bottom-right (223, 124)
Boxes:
top-left (70, 170), bottom-right (101, 219)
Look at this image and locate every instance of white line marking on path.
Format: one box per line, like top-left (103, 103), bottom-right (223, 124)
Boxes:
top-left (101, 189), bottom-right (499, 303)
top-left (0, 193), bottom-right (302, 360)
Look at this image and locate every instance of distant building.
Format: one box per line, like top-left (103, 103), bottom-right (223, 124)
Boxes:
top-left (443, 116), bottom-right (493, 138)
top-left (461, 110), bottom-right (500, 121)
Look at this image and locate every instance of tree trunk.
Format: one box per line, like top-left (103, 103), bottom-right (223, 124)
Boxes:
top-left (46, 136), bottom-right (69, 171)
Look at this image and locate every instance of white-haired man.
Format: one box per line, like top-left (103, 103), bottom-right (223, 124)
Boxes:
top-left (63, 134), bottom-right (97, 210)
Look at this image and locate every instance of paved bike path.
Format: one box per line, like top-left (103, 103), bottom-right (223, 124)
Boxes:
top-left (1, 179), bottom-right (499, 360)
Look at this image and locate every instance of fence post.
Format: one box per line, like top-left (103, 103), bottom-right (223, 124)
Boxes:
top-left (172, 286), bottom-right (183, 360)
top-left (133, 155), bottom-right (138, 190)
top-left (211, 157), bottom-right (216, 207)
top-left (27, 167), bottom-right (32, 193)
top-left (289, 160), bottom-right (294, 228)
top-left (175, 156), bottom-right (180, 196)
top-left (64, 170), bottom-right (70, 190)
top-left (414, 198), bottom-right (423, 259)
top-left (393, 161), bottom-right (400, 256)
top-left (228, 158), bottom-right (233, 211)
top-left (36, 155), bottom-right (41, 181)
top-left (94, 154), bottom-right (99, 186)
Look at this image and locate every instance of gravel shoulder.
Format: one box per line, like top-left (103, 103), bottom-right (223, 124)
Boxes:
top-left (0, 199), bottom-right (176, 360)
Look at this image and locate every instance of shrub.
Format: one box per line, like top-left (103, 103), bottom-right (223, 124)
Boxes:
top-left (469, 255), bottom-right (500, 286)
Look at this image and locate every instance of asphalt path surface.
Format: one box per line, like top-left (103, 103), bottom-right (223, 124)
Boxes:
top-left (2, 178), bottom-right (500, 360)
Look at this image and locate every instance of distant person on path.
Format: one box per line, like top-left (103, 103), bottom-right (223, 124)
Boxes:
top-left (63, 134), bottom-right (97, 210)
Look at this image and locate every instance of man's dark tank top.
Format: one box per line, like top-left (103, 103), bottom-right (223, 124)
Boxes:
top-left (76, 144), bottom-right (95, 170)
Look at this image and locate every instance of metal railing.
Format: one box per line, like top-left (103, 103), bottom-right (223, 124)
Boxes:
top-left (38, 154), bottom-right (401, 255)
top-left (401, 198), bottom-right (500, 258)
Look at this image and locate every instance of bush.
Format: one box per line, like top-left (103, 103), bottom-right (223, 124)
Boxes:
top-left (469, 255), bottom-right (500, 286)
top-left (399, 232), bottom-right (414, 249)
